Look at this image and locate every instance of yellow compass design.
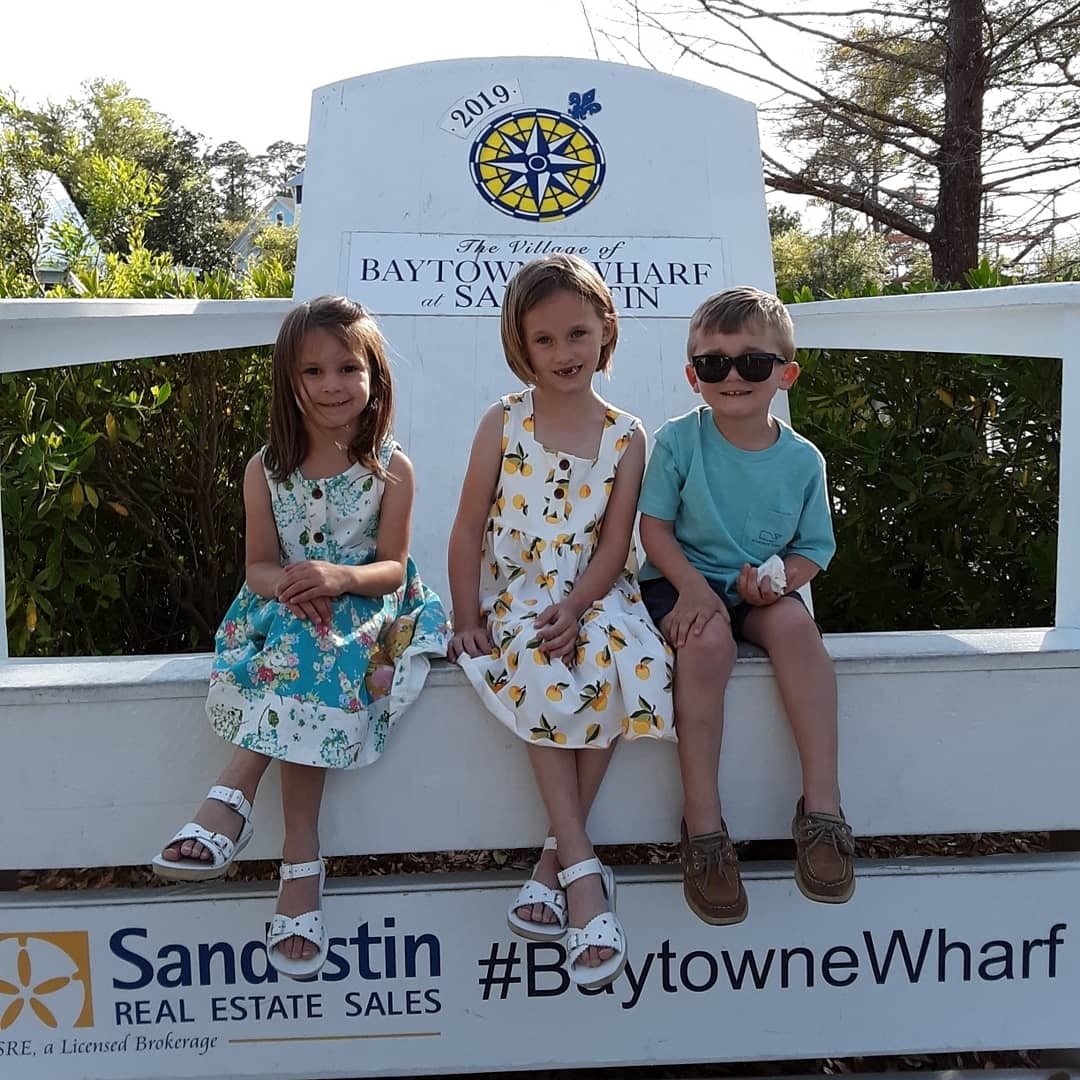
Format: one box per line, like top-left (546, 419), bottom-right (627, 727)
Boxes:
top-left (470, 108), bottom-right (605, 222)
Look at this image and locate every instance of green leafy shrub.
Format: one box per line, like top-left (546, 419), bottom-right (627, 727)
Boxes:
top-left (788, 304), bottom-right (1058, 632)
top-left (1, 237), bottom-right (285, 655)
top-left (2, 345), bottom-right (274, 656)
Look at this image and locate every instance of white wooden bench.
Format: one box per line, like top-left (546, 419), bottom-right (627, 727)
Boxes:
top-left (2, 52), bottom-right (1079, 1080)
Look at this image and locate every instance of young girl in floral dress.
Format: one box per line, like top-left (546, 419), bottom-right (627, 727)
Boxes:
top-left (153, 296), bottom-right (448, 979)
top-left (448, 254), bottom-right (673, 990)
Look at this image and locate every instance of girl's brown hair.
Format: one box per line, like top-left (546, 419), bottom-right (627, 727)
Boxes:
top-left (500, 253), bottom-right (619, 384)
top-left (263, 296), bottom-right (395, 483)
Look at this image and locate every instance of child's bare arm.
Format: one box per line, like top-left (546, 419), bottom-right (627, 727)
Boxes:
top-left (782, 553), bottom-right (820, 592)
top-left (639, 513), bottom-right (729, 648)
top-left (244, 453), bottom-right (286, 599)
top-left (737, 552), bottom-right (821, 607)
top-left (447, 404), bottom-right (504, 659)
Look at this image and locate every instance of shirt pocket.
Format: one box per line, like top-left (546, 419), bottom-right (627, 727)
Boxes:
top-left (741, 508), bottom-right (798, 557)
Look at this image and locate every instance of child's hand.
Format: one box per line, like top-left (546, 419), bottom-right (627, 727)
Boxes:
top-left (283, 597), bottom-right (334, 625)
top-left (277, 561), bottom-right (345, 603)
top-left (447, 627), bottom-right (495, 662)
top-left (534, 601), bottom-right (581, 662)
top-left (666, 581), bottom-right (729, 649)
top-left (736, 563), bottom-right (782, 607)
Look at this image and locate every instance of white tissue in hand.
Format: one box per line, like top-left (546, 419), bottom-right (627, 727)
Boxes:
top-left (756, 555), bottom-right (787, 592)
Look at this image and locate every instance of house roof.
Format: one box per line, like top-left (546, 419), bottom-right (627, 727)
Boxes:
top-left (36, 172), bottom-right (100, 272)
top-left (228, 195), bottom-right (297, 258)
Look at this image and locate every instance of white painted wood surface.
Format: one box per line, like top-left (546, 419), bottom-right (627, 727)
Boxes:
top-left (5, 284), bottom-right (1078, 374)
top-left (3, 628), bottom-right (1078, 870)
top-left (0, 299), bottom-right (290, 372)
top-left (4, 858), bottom-right (1079, 1077)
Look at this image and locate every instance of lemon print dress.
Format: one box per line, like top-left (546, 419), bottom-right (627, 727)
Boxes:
top-left (459, 390), bottom-right (674, 748)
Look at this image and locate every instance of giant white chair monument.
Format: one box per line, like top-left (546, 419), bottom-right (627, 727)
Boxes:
top-left (1, 57), bottom-right (1079, 1080)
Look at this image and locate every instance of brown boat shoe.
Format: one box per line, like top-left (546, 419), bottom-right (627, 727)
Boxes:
top-left (792, 797), bottom-right (856, 903)
top-left (680, 818), bottom-right (748, 925)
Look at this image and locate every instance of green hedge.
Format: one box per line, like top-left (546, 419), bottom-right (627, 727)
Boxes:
top-left (1, 283), bottom-right (1062, 654)
top-left (791, 346), bottom-right (1059, 632)
top-left (2, 349), bottom-right (270, 655)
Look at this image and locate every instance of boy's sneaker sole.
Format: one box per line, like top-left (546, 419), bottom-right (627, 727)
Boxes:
top-left (794, 864), bottom-right (855, 904)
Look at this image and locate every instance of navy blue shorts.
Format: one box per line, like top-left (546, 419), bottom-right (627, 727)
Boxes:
top-left (640, 574), bottom-right (814, 643)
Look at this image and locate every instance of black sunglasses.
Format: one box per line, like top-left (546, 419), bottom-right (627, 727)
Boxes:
top-left (691, 352), bottom-right (787, 383)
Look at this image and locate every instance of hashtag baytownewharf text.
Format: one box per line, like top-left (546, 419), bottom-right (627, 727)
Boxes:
top-left (477, 924), bottom-right (1067, 1006)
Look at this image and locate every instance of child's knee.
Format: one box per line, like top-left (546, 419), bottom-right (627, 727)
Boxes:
top-left (677, 617), bottom-right (737, 673)
top-left (769, 603), bottom-right (827, 657)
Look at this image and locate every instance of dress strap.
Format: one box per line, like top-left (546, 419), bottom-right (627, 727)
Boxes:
top-left (600, 406), bottom-right (642, 462)
top-left (258, 445), bottom-right (281, 490)
top-left (377, 438), bottom-right (400, 470)
top-left (500, 392), bottom-right (530, 446)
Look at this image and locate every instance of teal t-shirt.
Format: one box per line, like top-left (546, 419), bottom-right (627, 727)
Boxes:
top-left (638, 406), bottom-right (836, 603)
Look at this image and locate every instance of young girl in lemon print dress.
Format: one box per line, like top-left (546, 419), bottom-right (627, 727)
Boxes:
top-left (448, 254), bottom-right (674, 990)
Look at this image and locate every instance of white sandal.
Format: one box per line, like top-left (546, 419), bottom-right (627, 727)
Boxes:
top-left (266, 858), bottom-right (328, 980)
top-left (151, 785), bottom-right (254, 882)
top-left (557, 857), bottom-right (627, 990)
top-left (506, 836), bottom-right (567, 941)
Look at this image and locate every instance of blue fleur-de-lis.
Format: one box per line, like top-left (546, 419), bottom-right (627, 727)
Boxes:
top-left (568, 89), bottom-right (602, 120)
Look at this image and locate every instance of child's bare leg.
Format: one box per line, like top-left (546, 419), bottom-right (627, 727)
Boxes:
top-left (742, 601), bottom-right (839, 813)
top-left (665, 616), bottom-right (737, 835)
top-left (527, 743), bottom-right (616, 967)
top-left (519, 745), bottom-right (616, 925)
top-left (161, 748), bottom-right (270, 862)
top-left (742, 600), bottom-right (852, 903)
top-left (273, 762), bottom-right (327, 962)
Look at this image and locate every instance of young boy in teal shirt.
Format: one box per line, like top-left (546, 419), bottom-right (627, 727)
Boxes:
top-left (638, 286), bottom-right (853, 926)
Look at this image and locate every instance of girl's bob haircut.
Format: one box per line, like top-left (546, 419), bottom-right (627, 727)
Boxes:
top-left (500, 253), bottom-right (619, 384)
top-left (263, 295), bottom-right (395, 483)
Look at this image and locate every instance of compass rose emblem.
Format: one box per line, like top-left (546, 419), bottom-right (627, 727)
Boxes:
top-left (469, 107), bottom-right (606, 222)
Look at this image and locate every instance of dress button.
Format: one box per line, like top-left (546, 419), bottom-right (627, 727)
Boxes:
top-left (312, 487), bottom-right (323, 499)
top-left (313, 531), bottom-right (324, 543)
top-left (554, 488), bottom-right (566, 499)
top-left (559, 459), bottom-right (570, 470)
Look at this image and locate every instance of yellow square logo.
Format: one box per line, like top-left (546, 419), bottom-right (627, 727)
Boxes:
top-left (0, 932), bottom-right (94, 1029)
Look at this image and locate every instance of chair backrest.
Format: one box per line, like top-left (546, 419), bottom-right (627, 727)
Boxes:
top-left (294, 57), bottom-right (777, 600)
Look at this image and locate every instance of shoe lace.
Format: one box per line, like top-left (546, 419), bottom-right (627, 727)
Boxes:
top-left (797, 813), bottom-right (855, 857)
top-left (686, 832), bottom-right (737, 876)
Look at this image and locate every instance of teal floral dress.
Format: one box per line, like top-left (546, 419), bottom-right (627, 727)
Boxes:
top-left (206, 441), bottom-right (450, 769)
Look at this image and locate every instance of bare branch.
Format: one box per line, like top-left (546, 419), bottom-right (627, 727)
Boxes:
top-left (763, 152), bottom-right (933, 240)
top-left (987, 1), bottom-right (1080, 71)
top-left (618, 8), bottom-right (943, 147)
top-left (579, 0), bottom-right (602, 60)
top-left (981, 159), bottom-right (1080, 190)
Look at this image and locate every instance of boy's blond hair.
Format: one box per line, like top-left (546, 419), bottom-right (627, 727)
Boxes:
top-left (687, 286), bottom-right (796, 362)
top-left (501, 253), bottom-right (619, 384)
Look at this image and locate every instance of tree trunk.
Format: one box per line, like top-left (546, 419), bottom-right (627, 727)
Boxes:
top-left (930, 0), bottom-right (987, 283)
